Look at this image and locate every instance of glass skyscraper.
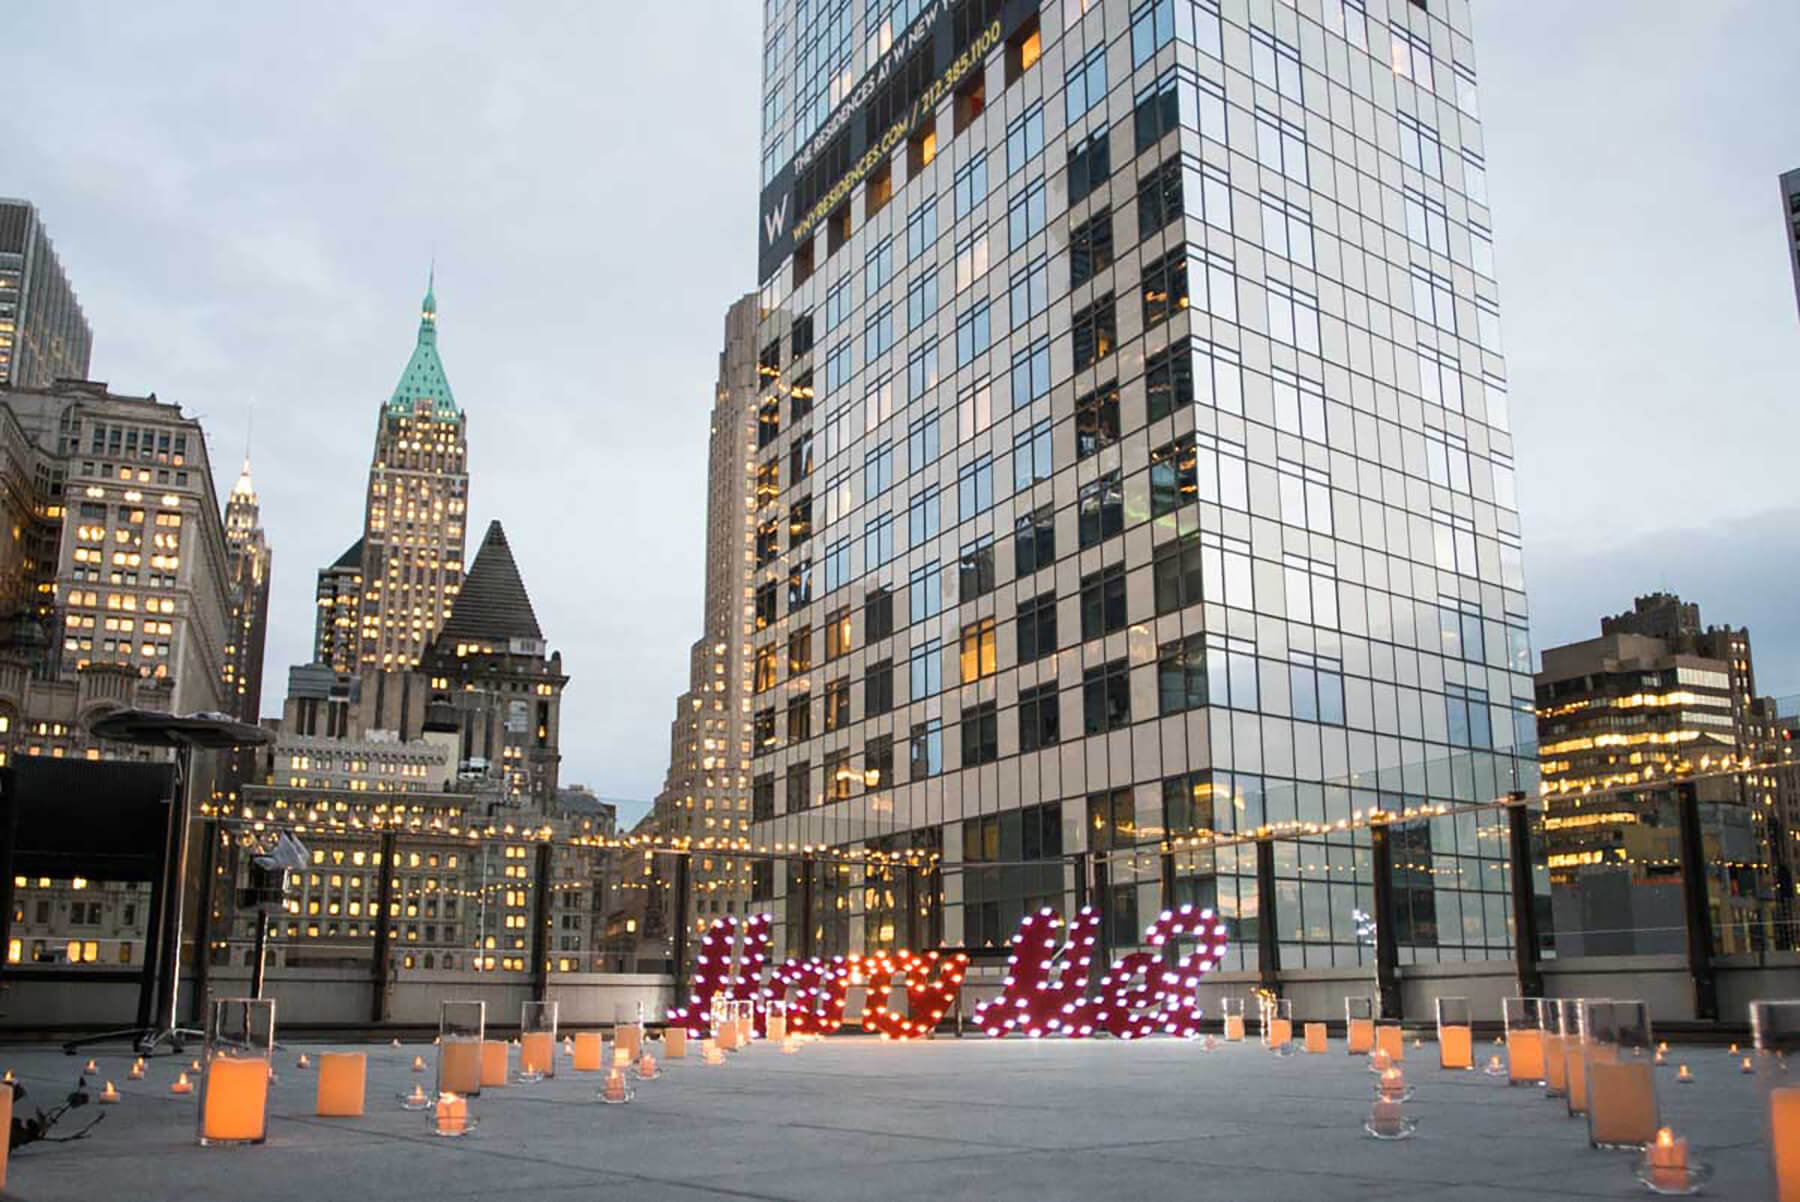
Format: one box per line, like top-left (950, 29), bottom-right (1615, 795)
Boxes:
top-left (747, 0), bottom-right (1535, 973)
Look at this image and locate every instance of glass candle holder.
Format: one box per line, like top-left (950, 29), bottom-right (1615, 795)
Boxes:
top-left (1503, 997), bottom-right (1547, 1087)
top-left (197, 997), bottom-right (275, 1146)
top-left (1436, 997), bottom-right (1473, 1070)
top-left (1583, 999), bottom-right (1657, 1150)
top-left (1750, 999), bottom-right (1800, 1202)
top-left (1265, 998), bottom-right (1293, 1052)
top-left (1545, 997), bottom-right (1577, 1099)
top-left (481, 1040), bottom-right (509, 1088)
top-left (1304, 1022), bottom-right (1328, 1054)
top-left (1222, 997), bottom-right (1246, 1042)
top-left (1346, 996), bottom-right (1375, 1055)
top-left (767, 999), bottom-right (789, 1042)
top-left (519, 1000), bottom-right (559, 1082)
top-left (438, 1000), bottom-right (485, 1097)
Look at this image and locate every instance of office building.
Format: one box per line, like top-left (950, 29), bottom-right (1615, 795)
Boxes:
top-left (221, 456), bottom-right (273, 725)
top-left (646, 294), bottom-right (762, 964)
top-left (1536, 593), bottom-right (1781, 955)
top-left (746, 0), bottom-right (1535, 965)
top-left (0, 379), bottom-right (236, 764)
top-left (322, 277), bottom-right (468, 672)
top-left (0, 200), bottom-right (92, 391)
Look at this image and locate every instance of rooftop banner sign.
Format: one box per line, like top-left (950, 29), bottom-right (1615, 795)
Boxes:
top-left (669, 904), bottom-right (1230, 1040)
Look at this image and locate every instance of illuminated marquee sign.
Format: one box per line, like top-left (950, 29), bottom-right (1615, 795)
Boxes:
top-left (669, 904), bottom-right (1228, 1041)
top-left (757, 0), bottom-right (1041, 281)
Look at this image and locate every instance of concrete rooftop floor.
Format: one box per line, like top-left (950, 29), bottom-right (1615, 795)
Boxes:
top-left (0, 1033), bottom-right (1772, 1200)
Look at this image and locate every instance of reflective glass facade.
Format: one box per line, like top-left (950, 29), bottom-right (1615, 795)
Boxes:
top-left (750, 0), bottom-right (1535, 970)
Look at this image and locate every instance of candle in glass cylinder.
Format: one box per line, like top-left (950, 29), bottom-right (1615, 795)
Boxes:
top-left (315, 1052), bottom-right (366, 1118)
top-left (1369, 1097), bottom-right (1405, 1137)
top-left (637, 1053), bottom-right (657, 1079)
top-left (1771, 1087), bottom-right (1800, 1202)
top-left (1647, 1128), bottom-right (1688, 1192)
top-left (1224, 1014), bottom-right (1245, 1042)
top-left (1439, 1025), bottom-right (1473, 1070)
top-left (201, 1055), bottom-right (271, 1144)
top-left (1269, 1017), bottom-right (1292, 1049)
top-left (1587, 1060), bottom-right (1657, 1147)
top-left (1545, 1033), bottom-right (1568, 1093)
top-left (617, 1024), bottom-right (641, 1059)
top-left (767, 1013), bottom-right (788, 1042)
top-left (1378, 1067), bottom-right (1407, 1101)
top-left (1508, 1028), bottom-right (1544, 1084)
top-left (440, 1039), bottom-right (482, 1095)
top-left (481, 1041), bottom-right (509, 1088)
top-left (520, 1031), bottom-right (555, 1079)
top-left (664, 1026), bottom-right (687, 1059)
top-left (602, 1068), bottom-right (629, 1103)
top-left (613, 1042), bottom-right (631, 1069)
top-left (434, 1092), bottom-right (467, 1135)
top-left (1304, 1023), bottom-right (1328, 1054)
top-left (573, 1032), bottom-right (605, 1072)
top-left (1567, 1045), bottom-right (1592, 1115)
top-left (1376, 1023), bottom-right (1405, 1063)
top-left (1347, 1017), bottom-right (1374, 1054)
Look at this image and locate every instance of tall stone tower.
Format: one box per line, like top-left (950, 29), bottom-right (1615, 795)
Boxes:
top-left (354, 273), bottom-right (469, 670)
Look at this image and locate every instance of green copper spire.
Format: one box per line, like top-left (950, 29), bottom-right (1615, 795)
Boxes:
top-left (387, 267), bottom-right (458, 418)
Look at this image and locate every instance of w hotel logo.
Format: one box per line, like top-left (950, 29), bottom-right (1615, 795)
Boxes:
top-left (763, 194), bottom-right (789, 246)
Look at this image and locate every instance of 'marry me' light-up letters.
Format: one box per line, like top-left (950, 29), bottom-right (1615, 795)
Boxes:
top-left (669, 904), bottom-right (1227, 1040)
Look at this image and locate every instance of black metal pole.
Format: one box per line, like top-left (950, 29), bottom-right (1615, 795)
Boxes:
top-left (189, 819), bottom-right (218, 1026)
top-left (369, 831), bottom-right (396, 1024)
top-left (1676, 784), bottom-right (1719, 1020)
top-left (1092, 853), bottom-right (1112, 970)
top-left (249, 907), bottom-right (269, 999)
top-left (530, 842), bottom-right (553, 1003)
top-left (799, 853), bottom-right (815, 959)
top-left (1255, 839), bottom-right (1281, 992)
top-left (904, 859), bottom-right (921, 950)
top-left (1159, 847), bottom-right (1178, 967)
top-left (1370, 823), bottom-right (1402, 1022)
top-left (671, 853), bottom-right (691, 994)
top-left (1505, 794), bottom-right (1544, 999)
top-left (148, 742), bottom-right (195, 1045)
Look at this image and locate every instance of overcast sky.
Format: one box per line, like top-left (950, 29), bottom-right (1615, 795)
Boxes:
top-left (8, 2), bottom-right (1799, 826)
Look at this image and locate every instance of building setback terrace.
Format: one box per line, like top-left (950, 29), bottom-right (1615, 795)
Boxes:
top-left (0, 1033), bottom-right (1776, 1201)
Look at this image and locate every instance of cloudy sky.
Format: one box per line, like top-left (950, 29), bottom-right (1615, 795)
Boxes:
top-left (9, 2), bottom-right (1799, 825)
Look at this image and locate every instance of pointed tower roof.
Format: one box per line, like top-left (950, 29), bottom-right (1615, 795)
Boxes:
top-left (436, 521), bottom-right (543, 645)
top-left (329, 535), bottom-right (365, 571)
top-left (387, 268), bottom-right (459, 419)
top-left (230, 456), bottom-right (256, 499)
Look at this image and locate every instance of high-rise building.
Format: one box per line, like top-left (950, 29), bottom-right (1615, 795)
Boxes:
top-left (221, 456), bottom-right (273, 724)
top-left (1535, 592), bottom-right (1782, 956)
top-left (1781, 168), bottom-right (1800, 324)
top-left (313, 536), bottom-right (363, 672)
top-left (745, 0), bottom-right (1534, 965)
top-left (646, 294), bottom-right (762, 963)
top-left (0, 200), bottom-right (92, 391)
top-left (351, 276), bottom-right (468, 671)
top-left (0, 379), bottom-right (236, 761)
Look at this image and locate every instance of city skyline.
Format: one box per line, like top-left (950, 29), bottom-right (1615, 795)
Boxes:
top-left (6, 2), bottom-right (1799, 822)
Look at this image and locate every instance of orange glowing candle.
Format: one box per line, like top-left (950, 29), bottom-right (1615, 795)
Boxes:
top-left (1268, 1017), bottom-right (1292, 1049)
top-left (170, 1072), bottom-right (194, 1094)
top-left (98, 1081), bottom-right (119, 1104)
top-left (638, 1054), bottom-right (656, 1078)
top-left (1379, 1067), bottom-right (1407, 1100)
top-left (602, 1068), bottom-right (628, 1102)
top-left (617, 1024), bottom-right (641, 1059)
top-left (433, 1092), bottom-right (467, 1135)
top-left (1439, 1026), bottom-right (1473, 1070)
top-left (767, 1013), bottom-right (788, 1042)
top-left (1347, 1017), bottom-right (1374, 1054)
top-left (200, 1055), bottom-right (271, 1144)
top-left (439, 1038), bottom-right (482, 1094)
top-left (411, 1055), bottom-right (427, 1073)
top-left (83, 1059), bottom-right (98, 1074)
top-left (1677, 1063), bottom-right (1693, 1084)
top-left (1508, 1028), bottom-right (1544, 1083)
top-left (128, 1059), bottom-right (145, 1080)
top-left (1770, 1086), bottom-right (1800, 1202)
top-left (296, 1054), bottom-right (311, 1070)
top-left (573, 1032), bottom-right (605, 1072)
top-left (1587, 1060), bottom-right (1657, 1147)
top-left (1376, 1023), bottom-right (1405, 1063)
top-left (1545, 1033), bottom-right (1568, 1092)
top-left (1223, 1014), bottom-right (1246, 1042)
top-left (1648, 1128), bottom-right (1688, 1192)
top-left (664, 1027), bottom-right (687, 1060)
top-left (1304, 1022), bottom-right (1328, 1054)
top-left (314, 1052), bottom-right (366, 1118)
top-left (520, 1031), bottom-right (554, 1078)
top-left (481, 1040), bottom-right (509, 1088)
